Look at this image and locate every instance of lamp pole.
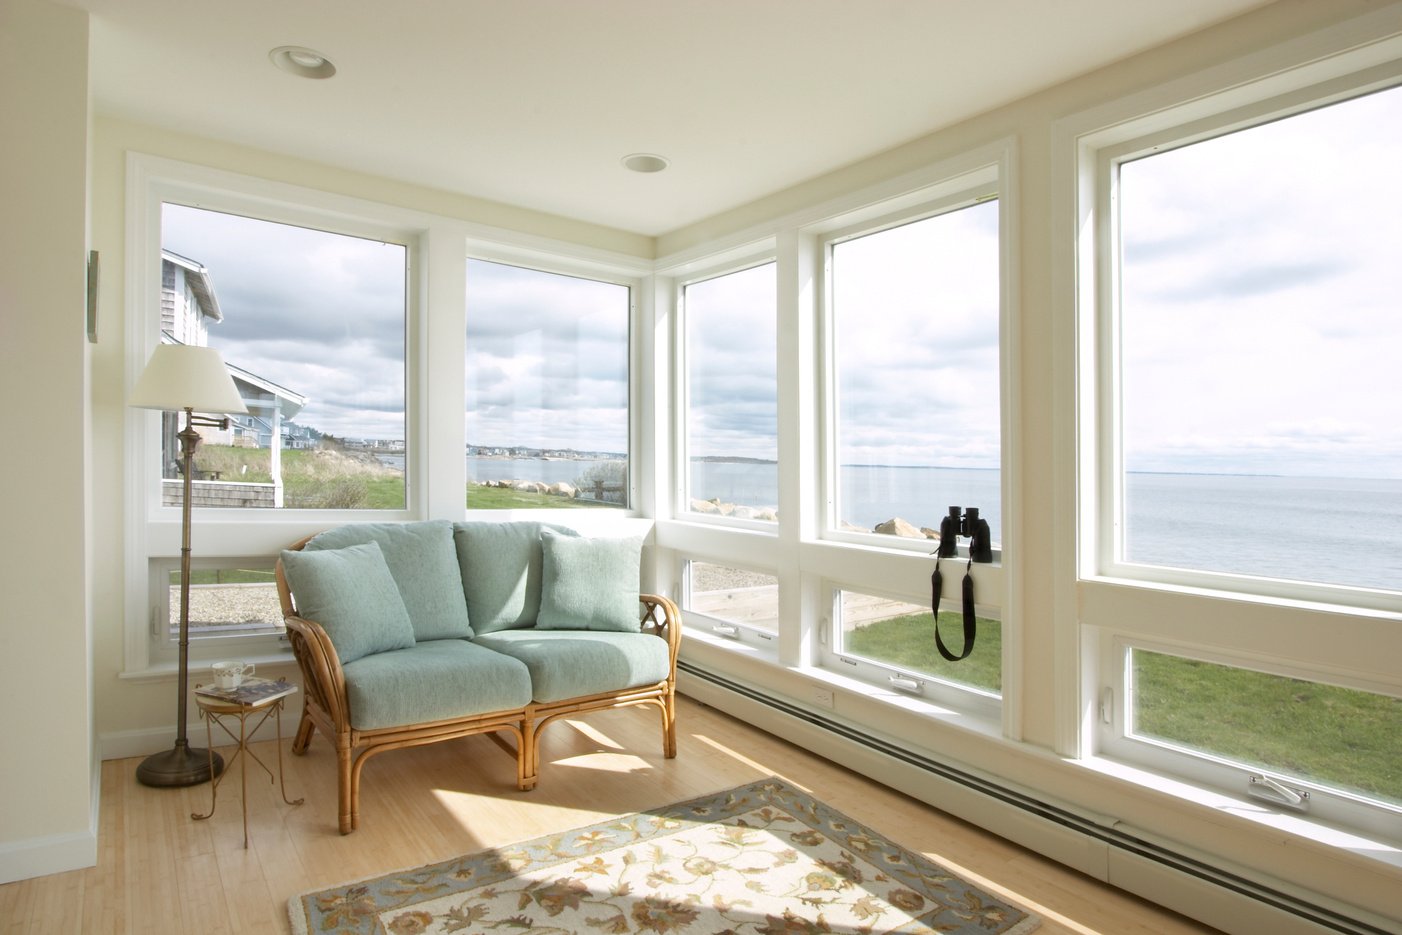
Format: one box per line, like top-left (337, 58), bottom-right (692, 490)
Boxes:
top-left (135, 408), bottom-right (230, 787)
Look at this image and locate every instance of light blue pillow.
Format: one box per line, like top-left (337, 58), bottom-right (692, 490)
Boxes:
top-left (536, 529), bottom-right (643, 632)
top-left (280, 541), bottom-right (416, 663)
top-left (453, 522), bottom-right (576, 633)
top-left (305, 521), bottom-right (471, 641)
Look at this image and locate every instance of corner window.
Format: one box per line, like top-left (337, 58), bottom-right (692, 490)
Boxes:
top-left (682, 262), bottom-right (778, 522)
top-left (464, 258), bottom-right (631, 511)
top-left (159, 203), bottom-right (408, 511)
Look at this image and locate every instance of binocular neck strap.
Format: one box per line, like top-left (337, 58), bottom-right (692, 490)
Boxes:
top-left (931, 555), bottom-right (976, 662)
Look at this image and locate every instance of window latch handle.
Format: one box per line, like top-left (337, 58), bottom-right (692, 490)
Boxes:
top-left (1247, 774), bottom-right (1310, 811)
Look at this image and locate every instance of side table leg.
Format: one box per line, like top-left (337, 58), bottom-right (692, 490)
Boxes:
top-left (276, 699), bottom-right (304, 807)
top-left (191, 708), bottom-right (220, 822)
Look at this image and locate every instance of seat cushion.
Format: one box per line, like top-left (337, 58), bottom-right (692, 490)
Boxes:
top-left (473, 630), bottom-right (669, 704)
top-left (536, 529), bottom-right (643, 632)
top-left (279, 541), bottom-right (416, 664)
top-left (305, 520), bottom-right (471, 641)
top-left (452, 521), bottom-right (576, 633)
top-left (342, 639), bottom-right (533, 731)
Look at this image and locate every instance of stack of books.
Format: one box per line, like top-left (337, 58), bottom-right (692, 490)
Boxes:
top-left (195, 676), bottom-right (297, 707)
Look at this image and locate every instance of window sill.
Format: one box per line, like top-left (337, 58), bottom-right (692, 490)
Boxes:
top-left (120, 648), bottom-right (298, 683)
top-left (1075, 754), bottom-right (1402, 873)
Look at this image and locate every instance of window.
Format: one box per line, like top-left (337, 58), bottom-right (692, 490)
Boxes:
top-left (156, 561), bottom-right (282, 644)
top-left (684, 561), bottom-right (779, 641)
top-left (682, 262), bottom-right (778, 522)
top-left (464, 258), bottom-right (631, 511)
top-left (159, 204), bottom-right (408, 511)
top-left (835, 589), bottom-right (1001, 699)
top-left (127, 158), bottom-right (430, 671)
top-left (1079, 59), bottom-right (1402, 839)
top-left (1127, 648), bottom-right (1401, 810)
top-left (827, 199), bottom-right (1001, 546)
top-left (1116, 85), bottom-right (1402, 592)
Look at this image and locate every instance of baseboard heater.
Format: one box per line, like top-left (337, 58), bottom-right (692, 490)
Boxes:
top-left (678, 660), bottom-right (1392, 935)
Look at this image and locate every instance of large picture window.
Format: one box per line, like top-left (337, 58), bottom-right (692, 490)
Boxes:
top-left (464, 258), bottom-right (631, 511)
top-left (159, 204), bottom-right (408, 511)
top-left (1116, 85), bottom-right (1402, 593)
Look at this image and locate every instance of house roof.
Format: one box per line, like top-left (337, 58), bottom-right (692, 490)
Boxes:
top-left (161, 249), bottom-right (223, 323)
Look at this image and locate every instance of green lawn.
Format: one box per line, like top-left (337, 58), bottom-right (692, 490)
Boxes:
top-left (1134, 650), bottom-right (1401, 803)
top-left (847, 613), bottom-right (1399, 803)
top-left (844, 611), bottom-right (1002, 694)
top-left (465, 484), bottom-right (619, 510)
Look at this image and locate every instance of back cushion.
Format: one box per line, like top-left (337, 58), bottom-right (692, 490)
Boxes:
top-left (452, 521), bottom-right (576, 633)
top-left (305, 520), bottom-right (472, 641)
top-left (279, 541), bottom-right (416, 664)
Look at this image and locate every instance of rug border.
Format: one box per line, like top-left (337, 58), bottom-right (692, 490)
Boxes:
top-left (289, 776), bottom-right (1041, 935)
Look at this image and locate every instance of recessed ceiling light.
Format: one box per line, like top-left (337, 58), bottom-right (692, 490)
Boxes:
top-left (622, 153), bottom-right (669, 174)
top-left (269, 46), bottom-right (336, 79)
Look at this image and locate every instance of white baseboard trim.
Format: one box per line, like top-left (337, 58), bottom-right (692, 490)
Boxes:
top-left (100, 707), bottom-right (297, 761)
top-left (678, 666), bottom-right (1395, 935)
top-left (0, 827), bottom-right (97, 886)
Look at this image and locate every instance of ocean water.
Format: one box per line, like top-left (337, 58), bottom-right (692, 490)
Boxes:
top-left (451, 456), bottom-right (1401, 592)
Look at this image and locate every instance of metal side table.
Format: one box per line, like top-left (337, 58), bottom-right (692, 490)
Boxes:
top-left (192, 680), bottom-right (304, 847)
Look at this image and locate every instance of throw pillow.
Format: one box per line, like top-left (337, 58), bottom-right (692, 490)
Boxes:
top-left (305, 521), bottom-right (471, 641)
top-left (536, 528), bottom-right (643, 632)
top-left (452, 522), bottom-right (577, 633)
top-left (280, 541), bottom-right (416, 663)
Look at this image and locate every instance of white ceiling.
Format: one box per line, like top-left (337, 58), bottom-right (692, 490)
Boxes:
top-left (68, 0), bottom-right (1271, 237)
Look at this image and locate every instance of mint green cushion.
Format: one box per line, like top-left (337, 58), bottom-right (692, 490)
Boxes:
top-left (305, 521), bottom-right (471, 641)
top-left (279, 542), bottom-right (416, 664)
top-left (452, 522), bottom-right (575, 633)
top-left (342, 639), bottom-right (533, 730)
top-left (536, 530), bottom-right (643, 632)
top-left (473, 630), bottom-right (669, 704)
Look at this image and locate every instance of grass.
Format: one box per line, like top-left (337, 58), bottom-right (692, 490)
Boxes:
top-left (1134, 651), bottom-right (1402, 803)
top-left (844, 612), bottom-right (1002, 694)
top-left (190, 444), bottom-right (625, 511)
top-left (847, 614), bottom-right (1399, 803)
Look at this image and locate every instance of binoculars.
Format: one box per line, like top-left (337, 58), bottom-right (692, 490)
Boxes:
top-left (937, 506), bottom-right (992, 562)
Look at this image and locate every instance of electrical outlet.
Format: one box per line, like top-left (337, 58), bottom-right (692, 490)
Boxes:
top-left (811, 686), bottom-right (835, 709)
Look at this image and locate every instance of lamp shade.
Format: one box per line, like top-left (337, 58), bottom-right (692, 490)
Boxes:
top-left (128, 344), bottom-right (249, 414)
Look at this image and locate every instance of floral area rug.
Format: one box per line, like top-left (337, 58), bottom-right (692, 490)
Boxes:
top-left (289, 777), bottom-right (1040, 934)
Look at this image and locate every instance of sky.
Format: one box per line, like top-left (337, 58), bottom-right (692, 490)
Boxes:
top-left (161, 81), bottom-right (1399, 480)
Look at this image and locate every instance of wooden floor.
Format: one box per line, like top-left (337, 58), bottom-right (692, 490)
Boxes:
top-left (1, 695), bottom-right (1221, 934)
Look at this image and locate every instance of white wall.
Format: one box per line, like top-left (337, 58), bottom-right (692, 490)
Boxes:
top-left (0, 0), bottom-right (96, 882)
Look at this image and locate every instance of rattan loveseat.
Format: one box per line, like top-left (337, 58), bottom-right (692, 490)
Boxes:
top-left (274, 519), bottom-right (680, 834)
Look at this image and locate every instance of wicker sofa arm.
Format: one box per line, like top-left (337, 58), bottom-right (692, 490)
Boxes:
top-left (640, 593), bottom-right (682, 672)
top-left (281, 612), bottom-right (352, 735)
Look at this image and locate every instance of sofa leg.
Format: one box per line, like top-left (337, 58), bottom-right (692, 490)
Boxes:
top-left (518, 719), bottom-right (538, 791)
top-left (661, 694), bottom-right (677, 758)
top-left (292, 712), bottom-right (315, 754)
top-left (337, 744), bottom-right (354, 835)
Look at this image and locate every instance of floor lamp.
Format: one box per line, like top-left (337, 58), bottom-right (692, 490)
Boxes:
top-left (129, 344), bottom-right (249, 787)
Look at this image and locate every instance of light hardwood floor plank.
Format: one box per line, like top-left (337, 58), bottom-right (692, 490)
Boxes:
top-left (3, 695), bottom-right (1222, 934)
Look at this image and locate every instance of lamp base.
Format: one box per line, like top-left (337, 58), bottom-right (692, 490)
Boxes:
top-left (136, 740), bottom-right (224, 788)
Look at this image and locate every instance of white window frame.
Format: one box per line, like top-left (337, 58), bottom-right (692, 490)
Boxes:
top-left (122, 155), bottom-right (435, 675)
top-left (659, 139), bottom-right (1020, 736)
top-left (673, 254), bottom-right (780, 532)
top-left (1063, 25), bottom-right (1402, 842)
top-left (680, 557), bottom-right (781, 650)
top-left (462, 245), bottom-right (646, 517)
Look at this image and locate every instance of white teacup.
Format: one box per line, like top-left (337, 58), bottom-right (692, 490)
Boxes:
top-left (212, 661), bottom-right (254, 690)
